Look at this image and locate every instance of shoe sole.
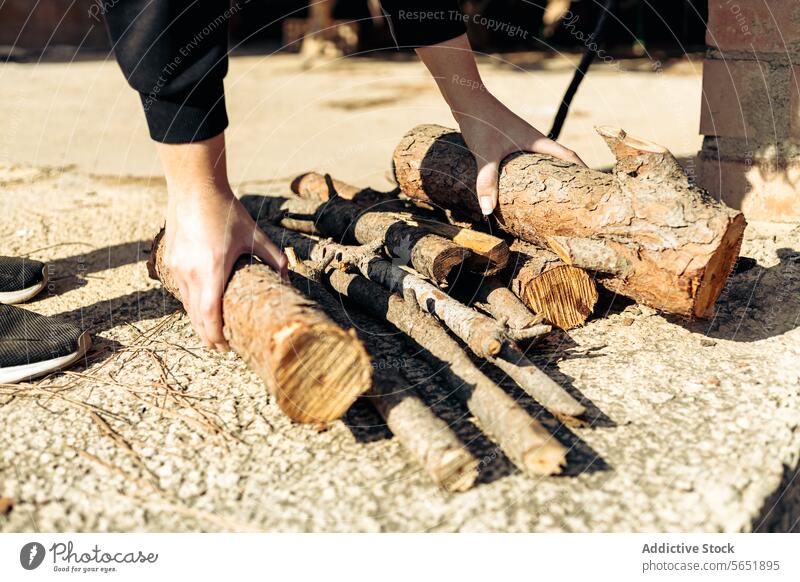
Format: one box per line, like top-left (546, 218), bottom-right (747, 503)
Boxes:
top-left (0, 331), bottom-right (91, 384)
top-left (0, 265), bottom-right (49, 304)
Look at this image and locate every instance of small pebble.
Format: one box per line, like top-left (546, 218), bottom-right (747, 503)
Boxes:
top-left (0, 497), bottom-right (13, 516)
top-left (700, 338), bottom-right (717, 347)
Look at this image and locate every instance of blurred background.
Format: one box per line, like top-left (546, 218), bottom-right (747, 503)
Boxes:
top-left (1, 0), bottom-right (708, 58)
top-left (2, 1), bottom-right (795, 221)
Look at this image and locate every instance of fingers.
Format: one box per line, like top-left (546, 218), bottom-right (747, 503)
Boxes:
top-left (475, 160), bottom-right (500, 216)
top-left (179, 276), bottom-right (211, 350)
top-left (530, 136), bottom-right (587, 167)
top-left (171, 258), bottom-right (208, 349)
top-left (198, 281), bottom-right (229, 352)
top-left (173, 259), bottom-right (228, 352)
top-left (252, 228), bottom-right (289, 281)
top-left (170, 221), bottom-right (288, 353)
top-left (177, 278), bottom-right (205, 346)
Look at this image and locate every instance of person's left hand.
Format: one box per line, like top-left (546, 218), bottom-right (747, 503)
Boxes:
top-left (454, 93), bottom-right (586, 215)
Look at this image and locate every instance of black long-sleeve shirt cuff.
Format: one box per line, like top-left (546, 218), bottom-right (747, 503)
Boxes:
top-left (139, 76), bottom-right (228, 144)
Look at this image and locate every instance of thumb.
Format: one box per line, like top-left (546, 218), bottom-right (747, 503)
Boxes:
top-left (252, 228), bottom-right (289, 281)
top-left (475, 160), bottom-right (500, 216)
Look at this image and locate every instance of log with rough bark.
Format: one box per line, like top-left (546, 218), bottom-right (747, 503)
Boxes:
top-left (393, 124), bottom-right (747, 318)
top-left (546, 235), bottom-right (631, 275)
top-left (284, 257), bottom-right (479, 491)
top-left (242, 194), bottom-right (470, 285)
top-left (291, 172), bottom-right (399, 208)
top-left (146, 229), bottom-right (371, 423)
top-left (507, 241), bottom-right (599, 330)
top-left (271, 228), bottom-right (567, 475)
top-left (368, 370), bottom-right (480, 491)
top-left (288, 173), bottom-right (509, 272)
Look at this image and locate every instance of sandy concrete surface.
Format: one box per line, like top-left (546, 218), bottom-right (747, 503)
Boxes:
top-left (1, 53), bottom-right (799, 532)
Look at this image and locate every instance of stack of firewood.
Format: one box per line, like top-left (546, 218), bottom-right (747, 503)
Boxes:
top-left (148, 125), bottom-right (746, 491)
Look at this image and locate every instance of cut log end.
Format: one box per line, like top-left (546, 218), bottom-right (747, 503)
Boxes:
top-left (273, 324), bottom-right (372, 423)
top-left (693, 213), bottom-right (748, 318)
top-left (521, 265), bottom-right (598, 330)
top-left (436, 449), bottom-right (480, 492)
top-left (414, 234), bottom-right (472, 284)
top-left (149, 227), bottom-right (372, 425)
top-left (435, 247), bottom-right (471, 284)
top-left (523, 440), bottom-right (567, 476)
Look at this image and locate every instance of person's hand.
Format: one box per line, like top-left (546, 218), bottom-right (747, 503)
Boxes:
top-left (454, 93), bottom-right (586, 215)
top-left (163, 186), bottom-right (288, 351)
top-left (415, 33), bottom-right (586, 216)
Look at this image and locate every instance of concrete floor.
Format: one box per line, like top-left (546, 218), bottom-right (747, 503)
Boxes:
top-left (1, 53), bottom-right (798, 532)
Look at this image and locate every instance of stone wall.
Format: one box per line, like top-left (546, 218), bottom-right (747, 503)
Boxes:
top-left (697, 1), bottom-right (800, 221)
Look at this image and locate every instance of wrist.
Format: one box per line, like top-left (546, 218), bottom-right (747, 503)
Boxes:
top-left (450, 90), bottom-right (500, 126)
top-left (439, 73), bottom-right (491, 110)
top-left (167, 179), bottom-right (234, 205)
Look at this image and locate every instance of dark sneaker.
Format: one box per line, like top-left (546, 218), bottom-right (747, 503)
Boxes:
top-left (0, 256), bottom-right (48, 304)
top-left (0, 304), bottom-right (90, 384)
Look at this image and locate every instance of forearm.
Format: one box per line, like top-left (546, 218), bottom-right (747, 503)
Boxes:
top-left (156, 133), bottom-right (287, 351)
top-left (415, 34), bottom-right (491, 116)
top-left (157, 134), bottom-right (231, 201)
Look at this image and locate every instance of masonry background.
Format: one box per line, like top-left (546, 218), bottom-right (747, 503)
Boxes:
top-left (697, 1), bottom-right (800, 221)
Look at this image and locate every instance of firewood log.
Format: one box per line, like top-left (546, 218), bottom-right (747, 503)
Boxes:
top-left (242, 194), bottom-right (470, 285)
top-left (285, 259), bottom-right (479, 491)
top-left (392, 125), bottom-right (747, 318)
top-left (331, 268), bottom-right (567, 476)
top-left (288, 173), bottom-right (510, 272)
top-left (270, 228), bottom-right (567, 475)
top-left (259, 222), bottom-right (585, 419)
top-left (369, 369), bottom-right (479, 491)
top-left (507, 241), bottom-right (599, 330)
top-left (146, 229), bottom-right (371, 423)
top-left (291, 172), bottom-right (398, 207)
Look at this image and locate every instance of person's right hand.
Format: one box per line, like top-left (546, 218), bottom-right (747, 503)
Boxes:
top-left (454, 93), bottom-right (586, 215)
top-left (163, 186), bottom-right (287, 351)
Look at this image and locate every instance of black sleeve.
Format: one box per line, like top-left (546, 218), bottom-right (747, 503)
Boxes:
top-left (380, 1), bottom-right (467, 48)
top-left (103, 0), bottom-right (231, 144)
